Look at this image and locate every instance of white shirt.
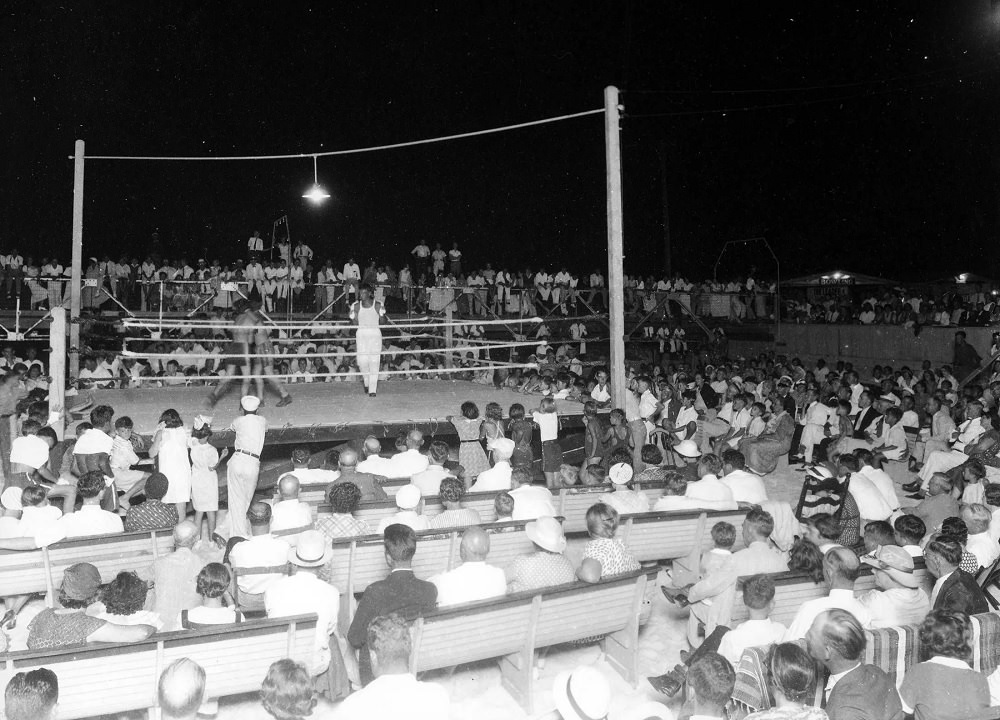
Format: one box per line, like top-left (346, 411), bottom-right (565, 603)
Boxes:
top-left (857, 586), bottom-right (930, 628)
top-left (430, 561), bottom-right (506, 606)
top-left (533, 411), bottom-right (559, 442)
top-left (848, 473), bottom-right (894, 521)
top-left (967, 532), bottom-right (1000, 570)
top-left (510, 485), bottom-right (556, 520)
top-left (386, 448), bottom-right (429, 478)
top-left (230, 414), bottom-right (267, 455)
top-left (470, 462), bottom-right (512, 492)
top-left (288, 468), bottom-right (340, 485)
top-left (336, 673), bottom-right (450, 720)
top-left (57, 504), bottom-right (123, 537)
top-left (720, 469), bottom-right (768, 504)
top-left (74, 428), bottom-right (114, 455)
top-left (685, 474), bottom-right (734, 504)
top-left (410, 465), bottom-right (454, 497)
top-left (784, 588), bottom-right (873, 640)
top-left (343, 263), bottom-right (361, 280)
top-left (858, 465), bottom-right (901, 511)
top-left (229, 534), bottom-right (291, 594)
top-left (265, 572), bottom-right (339, 675)
top-left (376, 510), bottom-right (430, 534)
top-left (718, 618), bottom-right (787, 665)
top-left (270, 499), bottom-right (314, 535)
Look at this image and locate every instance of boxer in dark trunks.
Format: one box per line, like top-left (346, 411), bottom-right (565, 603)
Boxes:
top-left (205, 299), bottom-right (258, 407)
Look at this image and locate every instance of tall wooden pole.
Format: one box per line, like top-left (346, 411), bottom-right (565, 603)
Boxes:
top-left (49, 307), bottom-right (66, 440)
top-left (605, 87), bottom-right (627, 409)
top-left (70, 139), bottom-right (85, 379)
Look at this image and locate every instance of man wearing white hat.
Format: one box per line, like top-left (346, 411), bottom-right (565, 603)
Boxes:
top-left (376, 484), bottom-right (429, 534)
top-left (469, 438), bottom-right (514, 492)
top-left (857, 544), bottom-right (930, 628)
top-left (265, 530), bottom-right (340, 678)
top-left (505, 516), bottom-right (575, 593)
top-left (671, 439), bottom-right (702, 483)
top-left (598, 463), bottom-right (650, 515)
top-left (553, 666), bottom-right (612, 720)
top-left (226, 395), bottom-right (267, 539)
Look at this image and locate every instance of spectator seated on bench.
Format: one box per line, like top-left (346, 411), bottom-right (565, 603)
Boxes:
top-left (26, 562), bottom-right (155, 650)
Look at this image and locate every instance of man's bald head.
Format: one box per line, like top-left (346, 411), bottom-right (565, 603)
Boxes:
top-left (459, 526), bottom-right (491, 562)
top-left (406, 429), bottom-right (424, 450)
top-left (277, 473), bottom-right (300, 500)
top-left (339, 448), bottom-right (358, 469)
top-left (172, 521), bottom-right (199, 549)
top-left (363, 436), bottom-right (381, 457)
top-left (823, 547), bottom-right (860, 587)
top-left (158, 658), bottom-right (206, 720)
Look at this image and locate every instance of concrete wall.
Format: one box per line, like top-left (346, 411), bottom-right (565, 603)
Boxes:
top-left (728, 324), bottom-right (995, 374)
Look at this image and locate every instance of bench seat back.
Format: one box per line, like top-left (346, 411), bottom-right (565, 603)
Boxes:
top-left (0, 528), bottom-right (174, 597)
top-left (1, 614), bottom-right (317, 720)
top-left (729, 561), bottom-right (931, 626)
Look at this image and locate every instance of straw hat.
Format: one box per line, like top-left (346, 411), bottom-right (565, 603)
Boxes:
top-left (553, 666), bottom-right (611, 720)
top-left (288, 530), bottom-right (333, 568)
top-left (861, 544), bottom-right (920, 588)
top-left (525, 516), bottom-right (567, 553)
top-left (609, 462), bottom-right (634, 485)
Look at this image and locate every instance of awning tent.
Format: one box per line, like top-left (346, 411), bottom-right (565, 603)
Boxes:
top-left (781, 270), bottom-right (897, 288)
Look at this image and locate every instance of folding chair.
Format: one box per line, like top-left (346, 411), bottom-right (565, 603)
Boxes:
top-left (977, 556), bottom-right (1000, 610)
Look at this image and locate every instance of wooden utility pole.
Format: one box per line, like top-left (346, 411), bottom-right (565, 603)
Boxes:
top-left (70, 139), bottom-right (84, 379)
top-left (604, 87), bottom-right (627, 409)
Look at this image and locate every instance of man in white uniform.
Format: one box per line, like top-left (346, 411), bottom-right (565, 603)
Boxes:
top-left (227, 395), bottom-right (267, 539)
top-left (350, 284), bottom-right (386, 397)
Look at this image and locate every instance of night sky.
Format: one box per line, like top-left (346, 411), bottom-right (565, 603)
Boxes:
top-left (3, 2), bottom-right (998, 280)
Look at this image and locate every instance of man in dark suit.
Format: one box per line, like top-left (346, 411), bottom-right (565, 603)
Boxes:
top-left (851, 391), bottom-right (882, 440)
top-left (925, 536), bottom-right (990, 615)
top-left (347, 523), bottom-right (438, 686)
top-left (806, 608), bottom-right (903, 720)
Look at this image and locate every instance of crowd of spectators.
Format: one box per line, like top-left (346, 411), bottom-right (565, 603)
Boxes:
top-left (6, 319), bottom-right (1000, 717)
top-left (784, 286), bottom-right (1000, 328)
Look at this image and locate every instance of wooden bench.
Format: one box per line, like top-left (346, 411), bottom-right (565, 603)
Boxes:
top-left (324, 519), bottom-right (542, 631)
top-left (0, 528), bottom-right (175, 598)
top-left (410, 569), bottom-right (656, 712)
top-left (729, 559), bottom-right (932, 626)
top-left (0, 614), bottom-right (318, 720)
top-left (619, 508), bottom-right (749, 562)
top-left (315, 490), bottom-right (503, 526)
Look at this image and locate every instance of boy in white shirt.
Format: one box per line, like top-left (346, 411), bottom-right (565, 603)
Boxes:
top-left (718, 574), bottom-right (786, 665)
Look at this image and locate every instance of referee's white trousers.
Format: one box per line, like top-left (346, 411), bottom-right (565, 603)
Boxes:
top-left (356, 328), bottom-right (382, 393)
top-left (227, 453), bottom-right (260, 539)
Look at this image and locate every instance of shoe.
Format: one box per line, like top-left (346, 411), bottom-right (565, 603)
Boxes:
top-left (648, 665), bottom-right (686, 697)
top-left (788, 456), bottom-right (804, 464)
top-left (679, 649), bottom-right (690, 664)
top-left (276, 396), bottom-right (293, 407)
top-left (906, 492), bottom-right (925, 500)
top-left (369, 393), bottom-right (376, 398)
top-left (901, 481), bottom-right (921, 493)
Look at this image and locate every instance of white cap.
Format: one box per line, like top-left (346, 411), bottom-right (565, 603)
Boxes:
top-left (10, 435), bottom-right (51, 470)
top-left (675, 439), bottom-right (701, 458)
top-left (609, 462), bottom-right (634, 485)
top-left (240, 395), bottom-right (261, 412)
top-left (1, 487), bottom-right (22, 511)
top-left (489, 437), bottom-right (515, 457)
top-left (395, 484), bottom-right (422, 510)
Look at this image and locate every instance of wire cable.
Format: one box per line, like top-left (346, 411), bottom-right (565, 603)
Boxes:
top-left (78, 109), bottom-right (604, 161)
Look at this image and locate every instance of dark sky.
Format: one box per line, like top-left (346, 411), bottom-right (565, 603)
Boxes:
top-left (3, 2), bottom-right (998, 280)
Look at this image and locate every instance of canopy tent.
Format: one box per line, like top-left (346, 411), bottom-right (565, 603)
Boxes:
top-left (781, 270), bottom-right (898, 288)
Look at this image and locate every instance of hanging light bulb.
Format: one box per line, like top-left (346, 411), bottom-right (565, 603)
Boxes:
top-left (302, 155), bottom-right (330, 203)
